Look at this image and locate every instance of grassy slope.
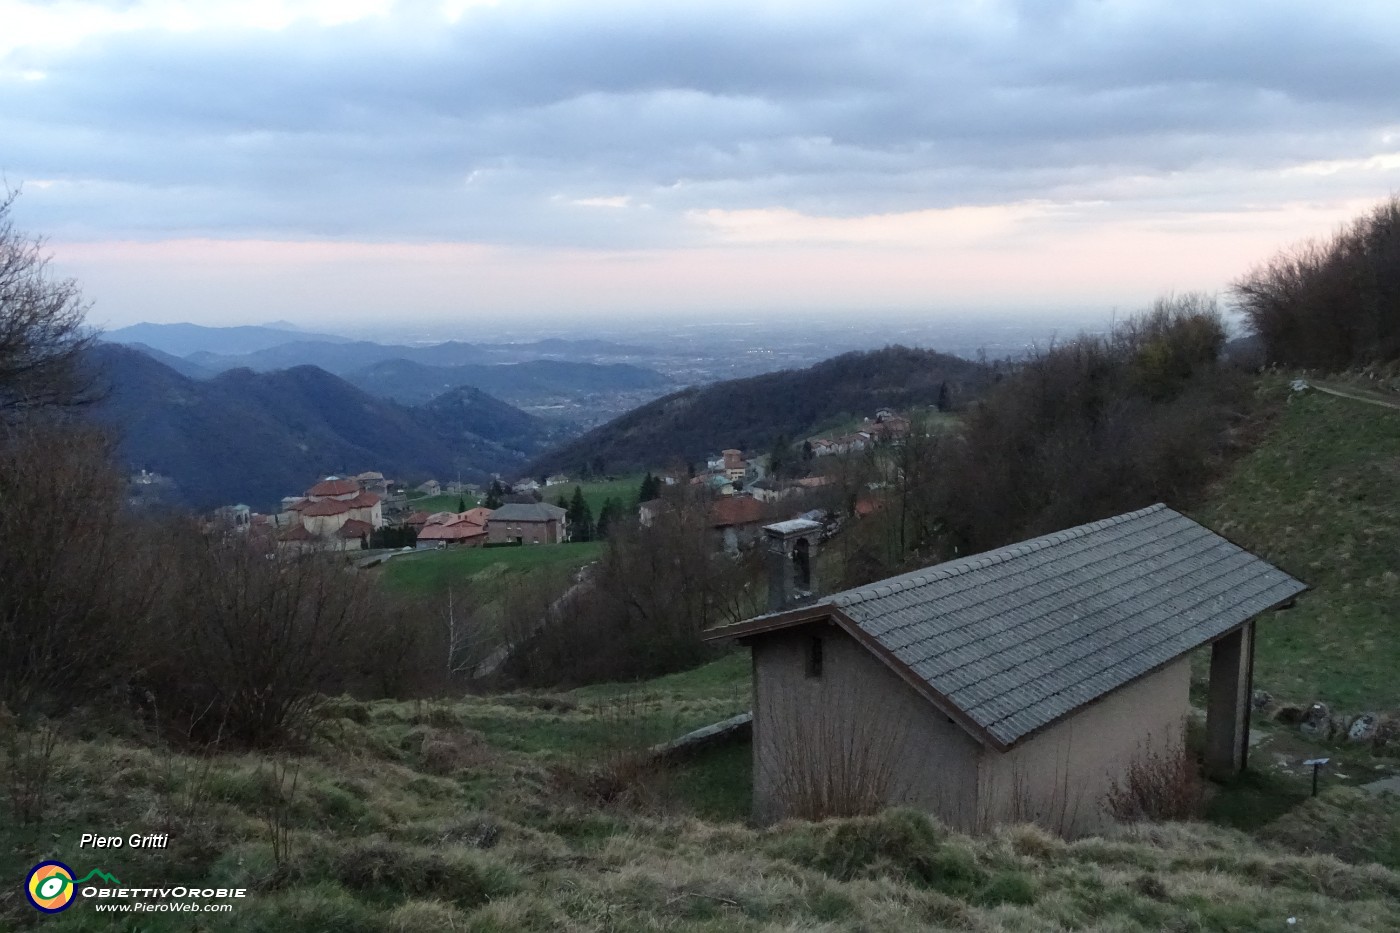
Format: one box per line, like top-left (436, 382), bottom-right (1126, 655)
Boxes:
top-left (1193, 383), bottom-right (1400, 710)
top-left (380, 541), bottom-right (605, 597)
top-left (5, 655), bottom-right (1400, 932)
top-left (409, 493), bottom-right (480, 514)
top-left (542, 474), bottom-right (645, 517)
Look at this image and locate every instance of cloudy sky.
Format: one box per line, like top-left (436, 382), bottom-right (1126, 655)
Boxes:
top-left (4, 0), bottom-right (1399, 331)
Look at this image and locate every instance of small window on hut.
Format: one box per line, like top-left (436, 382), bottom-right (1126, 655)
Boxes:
top-left (805, 636), bottom-right (823, 679)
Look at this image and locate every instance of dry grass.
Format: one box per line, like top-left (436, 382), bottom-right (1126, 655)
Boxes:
top-left (2, 656), bottom-right (1399, 931)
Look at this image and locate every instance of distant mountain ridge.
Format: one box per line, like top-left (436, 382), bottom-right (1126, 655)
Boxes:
top-left (527, 346), bottom-right (990, 475)
top-left (85, 345), bottom-right (567, 511)
top-left (343, 358), bottom-right (671, 406)
top-left (103, 323), bottom-right (651, 377)
top-left (103, 322), bottom-right (353, 356)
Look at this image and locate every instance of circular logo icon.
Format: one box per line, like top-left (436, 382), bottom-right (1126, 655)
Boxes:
top-left (26, 861), bottom-right (76, 913)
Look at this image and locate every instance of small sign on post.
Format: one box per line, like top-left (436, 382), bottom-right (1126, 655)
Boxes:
top-left (1303, 757), bottom-right (1330, 797)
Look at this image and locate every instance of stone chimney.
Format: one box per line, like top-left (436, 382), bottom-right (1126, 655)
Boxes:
top-left (763, 518), bottom-right (824, 612)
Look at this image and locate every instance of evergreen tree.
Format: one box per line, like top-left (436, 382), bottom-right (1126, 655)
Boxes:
top-left (936, 381), bottom-right (951, 412)
top-left (567, 486), bottom-right (594, 542)
top-left (483, 479), bottom-right (505, 510)
top-left (638, 471), bottom-right (661, 502)
top-left (596, 496), bottom-right (627, 539)
top-left (802, 439), bottom-right (815, 461)
top-left (457, 496), bottom-right (467, 513)
top-left (769, 433), bottom-right (791, 480)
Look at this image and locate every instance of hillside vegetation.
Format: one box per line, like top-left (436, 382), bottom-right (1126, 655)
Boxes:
top-left (4, 655), bottom-right (1399, 932)
top-left (1195, 381), bottom-right (1400, 710)
top-left (85, 345), bottom-right (568, 510)
top-left (529, 345), bottom-right (989, 475)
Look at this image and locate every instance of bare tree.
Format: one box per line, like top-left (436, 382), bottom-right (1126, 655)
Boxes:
top-left (0, 424), bottom-right (158, 714)
top-left (0, 191), bottom-right (96, 420)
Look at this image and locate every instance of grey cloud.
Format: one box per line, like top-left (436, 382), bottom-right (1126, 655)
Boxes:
top-left (4, 0), bottom-right (1399, 243)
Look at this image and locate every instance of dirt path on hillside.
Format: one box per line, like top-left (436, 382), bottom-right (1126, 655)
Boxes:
top-left (1307, 380), bottom-right (1400, 411)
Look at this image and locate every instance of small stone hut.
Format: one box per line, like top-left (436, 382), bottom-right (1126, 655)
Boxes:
top-left (704, 504), bottom-right (1306, 836)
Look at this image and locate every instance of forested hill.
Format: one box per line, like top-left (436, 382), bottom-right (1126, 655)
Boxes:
top-left (528, 346), bottom-right (989, 474)
top-left (84, 345), bottom-right (563, 511)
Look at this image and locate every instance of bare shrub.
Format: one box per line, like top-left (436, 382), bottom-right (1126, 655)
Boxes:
top-left (1105, 744), bottom-right (1205, 824)
top-left (0, 423), bottom-right (157, 714)
top-left (760, 683), bottom-right (910, 821)
top-left (143, 526), bottom-right (383, 748)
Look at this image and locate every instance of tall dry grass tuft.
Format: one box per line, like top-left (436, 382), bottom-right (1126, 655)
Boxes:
top-left (551, 692), bottom-right (670, 808)
top-left (1, 717), bottom-right (59, 827)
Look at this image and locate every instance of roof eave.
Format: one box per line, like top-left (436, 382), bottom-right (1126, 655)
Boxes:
top-left (704, 605), bottom-right (1009, 753)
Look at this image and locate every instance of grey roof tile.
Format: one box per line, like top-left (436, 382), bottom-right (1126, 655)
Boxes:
top-left (814, 504), bottom-right (1306, 746)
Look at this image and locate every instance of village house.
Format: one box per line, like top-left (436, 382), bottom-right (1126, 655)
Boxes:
top-left (513, 478), bottom-right (542, 495)
top-left (870, 408), bottom-right (912, 436)
top-left (705, 505), bottom-right (1307, 836)
top-left (747, 478), bottom-right (791, 503)
top-left (692, 473), bottom-right (736, 496)
top-left (721, 448), bottom-right (746, 482)
top-left (545, 473), bottom-right (570, 487)
top-left (415, 511), bottom-right (488, 548)
top-left (355, 471), bottom-right (389, 497)
top-left (638, 498), bottom-right (665, 527)
top-left (709, 494), bottom-right (770, 554)
top-left (461, 506), bottom-right (495, 526)
top-left (486, 501), bottom-right (568, 544)
top-left (416, 479), bottom-right (442, 496)
top-left (213, 503), bottom-right (252, 530)
top-left (278, 476), bottom-right (385, 551)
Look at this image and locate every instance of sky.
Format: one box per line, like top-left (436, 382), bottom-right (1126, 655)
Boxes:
top-left (4, 0), bottom-right (1399, 332)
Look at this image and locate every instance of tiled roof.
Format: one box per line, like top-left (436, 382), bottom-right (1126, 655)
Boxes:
top-left (707, 504), bottom-right (1307, 749)
top-left (489, 502), bottom-right (567, 522)
top-left (462, 507), bottom-right (495, 525)
top-left (710, 495), bottom-right (767, 528)
top-left (338, 518), bottom-right (374, 538)
top-left (417, 519), bottom-right (487, 541)
top-left (300, 498), bottom-right (351, 517)
top-left (308, 478), bottom-right (360, 497)
top-left (281, 524), bottom-right (316, 541)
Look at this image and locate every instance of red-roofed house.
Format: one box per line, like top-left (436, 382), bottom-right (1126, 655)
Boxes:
top-left (416, 514), bottom-right (487, 548)
top-left (308, 477), bottom-right (361, 498)
top-left (462, 507), bottom-right (495, 526)
top-left (710, 495), bottom-right (770, 554)
top-left (279, 475), bottom-right (385, 550)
